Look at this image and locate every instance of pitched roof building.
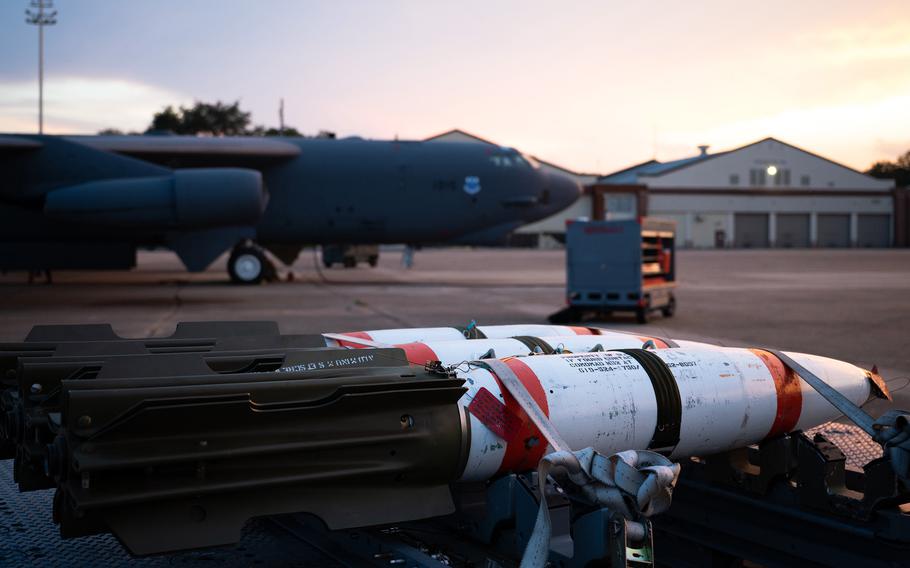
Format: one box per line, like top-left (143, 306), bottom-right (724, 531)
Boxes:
top-left (597, 137), bottom-right (894, 248)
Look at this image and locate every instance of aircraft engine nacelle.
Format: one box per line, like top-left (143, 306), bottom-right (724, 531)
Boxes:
top-left (43, 168), bottom-right (264, 230)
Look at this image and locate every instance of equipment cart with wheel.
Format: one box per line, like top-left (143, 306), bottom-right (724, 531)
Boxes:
top-left (550, 217), bottom-right (677, 324)
top-left (321, 244), bottom-right (380, 268)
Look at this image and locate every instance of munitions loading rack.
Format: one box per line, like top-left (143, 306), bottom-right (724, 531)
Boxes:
top-left (1, 322), bottom-right (908, 567)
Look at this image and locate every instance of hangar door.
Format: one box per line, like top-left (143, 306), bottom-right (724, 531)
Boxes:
top-left (775, 214), bottom-right (810, 248)
top-left (734, 213), bottom-right (769, 248)
top-left (817, 214), bottom-right (850, 247)
top-left (857, 214), bottom-right (890, 247)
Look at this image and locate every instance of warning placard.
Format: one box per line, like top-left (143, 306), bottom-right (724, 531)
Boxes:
top-left (467, 387), bottom-right (523, 443)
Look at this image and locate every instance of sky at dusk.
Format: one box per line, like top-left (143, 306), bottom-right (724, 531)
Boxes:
top-left (1, 0), bottom-right (908, 174)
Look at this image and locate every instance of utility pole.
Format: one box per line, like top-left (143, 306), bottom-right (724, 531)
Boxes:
top-left (651, 122), bottom-right (657, 160)
top-left (279, 98), bottom-right (285, 136)
top-left (25, 0), bottom-right (57, 134)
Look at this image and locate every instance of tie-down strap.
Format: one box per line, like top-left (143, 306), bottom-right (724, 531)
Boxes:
top-left (766, 349), bottom-right (875, 435)
top-left (481, 359), bottom-right (572, 453)
top-left (520, 449), bottom-right (680, 568)
top-left (476, 359), bottom-right (680, 568)
top-left (766, 349), bottom-right (910, 484)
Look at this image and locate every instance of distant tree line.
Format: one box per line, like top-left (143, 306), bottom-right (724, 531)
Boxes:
top-left (98, 100), bottom-right (335, 139)
top-left (866, 150), bottom-right (910, 188)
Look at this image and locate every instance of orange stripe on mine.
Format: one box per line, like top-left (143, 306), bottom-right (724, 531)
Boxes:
top-left (749, 349), bottom-right (803, 438)
top-left (396, 342), bottom-right (440, 366)
top-left (336, 331), bottom-right (374, 348)
top-left (491, 358), bottom-right (551, 474)
top-left (569, 326), bottom-right (595, 335)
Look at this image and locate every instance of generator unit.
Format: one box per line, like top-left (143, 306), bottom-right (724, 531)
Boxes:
top-left (551, 217), bottom-right (677, 324)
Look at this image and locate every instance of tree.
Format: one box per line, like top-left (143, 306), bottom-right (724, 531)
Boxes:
top-left (140, 100), bottom-right (328, 138)
top-left (867, 150), bottom-right (910, 188)
top-left (146, 101), bottom-right (251, 136)
top-left (180, 101), bottom-right (250, 136)
top-left (249, 125), bottom-right (303, 137)
top-left (148, 105), bottom-right (182, 133)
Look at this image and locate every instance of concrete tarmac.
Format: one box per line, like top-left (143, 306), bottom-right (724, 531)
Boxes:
top-left (1, 247), bottom-right (908, 412)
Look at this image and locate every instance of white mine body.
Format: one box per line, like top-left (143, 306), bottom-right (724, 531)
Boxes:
top-left (457, 347), bottom-right (872, 481)
top-left (325, 324), bottom-right (600, 346)
top-left (396, 334), bottom-right (658, 366)
top-left (316, 324), bottom-right (878, 484)
top-left (473, 324), bottom-right (597, 339)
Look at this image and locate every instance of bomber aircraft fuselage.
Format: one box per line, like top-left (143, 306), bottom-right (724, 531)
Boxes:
top-left (0, 134), bottom-right (581, 282)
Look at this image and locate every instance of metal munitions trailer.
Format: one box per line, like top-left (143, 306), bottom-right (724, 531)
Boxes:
top-left (3, 322), bottom-right (910, 567)
top-left (550, 218), bottom-right (677, 324)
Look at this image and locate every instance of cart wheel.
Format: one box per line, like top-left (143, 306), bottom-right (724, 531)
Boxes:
top-left (635, 306), bottom-right (649, 324)
top-left (661, 297), bottom-right (676, 318)
top-left (368, 255), bottom-right (379, 267)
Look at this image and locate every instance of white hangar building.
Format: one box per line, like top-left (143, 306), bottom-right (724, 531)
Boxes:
top-left (599, 137), bottom-right (895, 248)
top-left (425, 131), bottom-right (898, 248)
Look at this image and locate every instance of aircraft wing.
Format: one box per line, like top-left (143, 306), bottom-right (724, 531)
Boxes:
top-left (0, 134), bottom-right (268, 272)
top-left (64, 135), bottom-right (301, 166)
top-left (0, 135), bottom-right (43, 151)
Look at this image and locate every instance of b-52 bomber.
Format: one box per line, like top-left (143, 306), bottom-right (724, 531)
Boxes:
top-left (0, 134), bottom-right (580, 283)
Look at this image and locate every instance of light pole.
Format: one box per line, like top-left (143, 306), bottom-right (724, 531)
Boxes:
top-left (25, 0), bottom-right (57, 135)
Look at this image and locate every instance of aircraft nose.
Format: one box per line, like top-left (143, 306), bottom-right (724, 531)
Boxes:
top-left (544, 171), bottom-right (582, 213)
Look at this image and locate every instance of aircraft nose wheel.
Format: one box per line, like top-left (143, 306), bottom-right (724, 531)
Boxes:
top-left (228, 242), bottom-right (275, 284)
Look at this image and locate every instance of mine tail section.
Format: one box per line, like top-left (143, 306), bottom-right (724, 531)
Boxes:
top-left (49, 363), bottom-right (466, 554)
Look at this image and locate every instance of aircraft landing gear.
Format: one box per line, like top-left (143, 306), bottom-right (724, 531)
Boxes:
top-left (321, 244), bottom-right (380, 269)
top-left (228, 241), bottom-right (276, 284)
top-left (27, 269), bottom-right (53, 285)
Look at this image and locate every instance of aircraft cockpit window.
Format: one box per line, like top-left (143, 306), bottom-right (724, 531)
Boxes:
top-left (521, 153), bottom-right (540, 169)
top-left (490, 153), bottom-right (537, 168)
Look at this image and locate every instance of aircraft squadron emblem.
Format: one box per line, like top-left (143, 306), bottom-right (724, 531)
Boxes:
top-left (463, 175), bottom-right (481, 196)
